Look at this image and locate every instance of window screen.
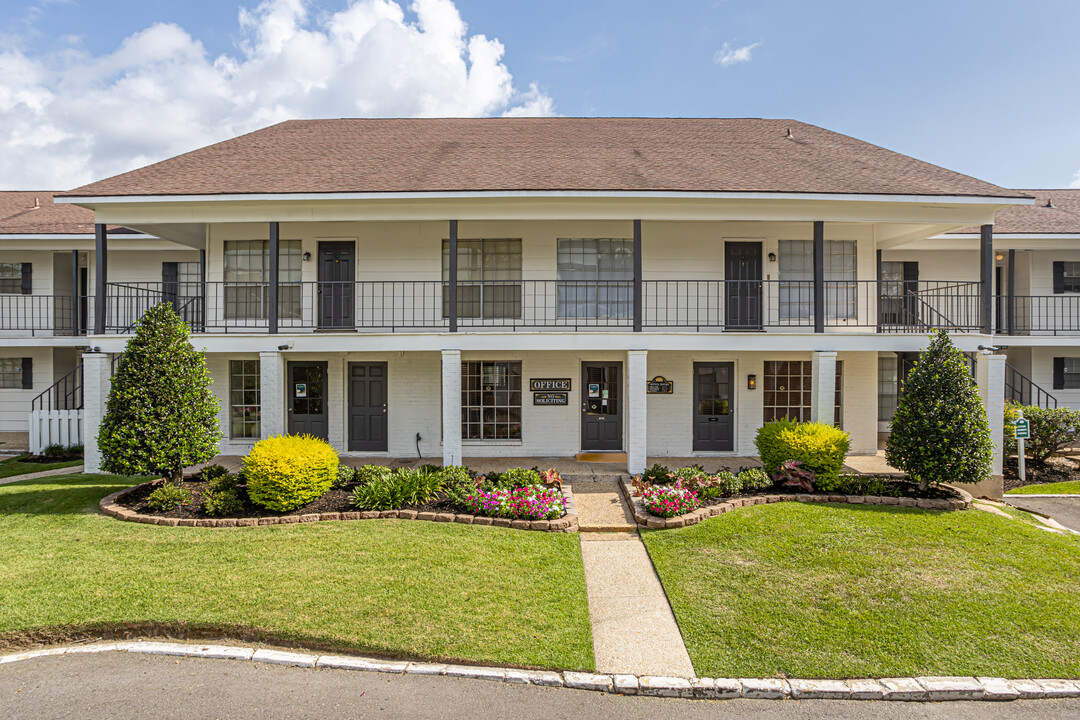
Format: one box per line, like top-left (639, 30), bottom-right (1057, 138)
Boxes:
top-left (442, 239), bottom-right (522, 319)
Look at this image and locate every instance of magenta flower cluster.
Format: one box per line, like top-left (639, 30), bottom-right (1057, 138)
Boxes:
top-left (465, 484), bottom-right (565, 520)
top-left (641, 480), bottom-right (701, 518)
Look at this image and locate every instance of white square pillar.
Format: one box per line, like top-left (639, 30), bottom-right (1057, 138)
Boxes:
top-left (810, 351), bottom-right (837, 425)
top-left (82, 352), bottom-right (112, 474)
top-left (627, 349), bottom-right (648, 475)
top-left (976, 350), bottom-right (1006, 499)
top-left (259, 351), bottom-right (285, 439)
top-left (441, 350), bottom-right (462, 467)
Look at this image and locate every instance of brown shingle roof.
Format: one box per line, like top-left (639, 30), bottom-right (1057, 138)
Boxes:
top-left (60, 118), bottom-right (1026, 200)
top-left (0, 191), bottom-right (98, 234)
top-left (949, 189), bottom-right (1080, 234)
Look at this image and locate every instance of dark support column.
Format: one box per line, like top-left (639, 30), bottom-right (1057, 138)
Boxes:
top-left (199, 248), bottom-right (207, 333)
top-left (1007, 248), bottom-right (1016, 336)
top-left (980, 224), bottom-right (993, 335)
top-left (71, 249), bottom-right (79, 337)
top-left (448, 220), bottom-right (458, 333)
top-left (268, 222), bottom-right (279, 335)
top-left (633, 219), bottom-right (643, 332)
top-left (813, 221), bottom-right (825, 333)
top-left (875, 248), bottom-right (882, 332)
top-left (94, 224), bottom-right (107, 335)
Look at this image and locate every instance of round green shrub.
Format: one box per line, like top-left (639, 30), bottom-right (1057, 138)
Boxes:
top-left (755, 419), bottom-right (851, 491)
top-left (355, 465), bottom-right (393, 486)
top-left (147, 484), bottom-right (192, 511)
top-left (243, 435), bottom-right (339, 512)
top-left (738, 467), bottom-right (772, 491)
top-left (203, 487), bottom-right (245, 517)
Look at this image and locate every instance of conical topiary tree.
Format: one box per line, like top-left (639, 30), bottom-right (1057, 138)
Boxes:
top-left (99, 302), bottom-right (222, 483)
top-left (885, 330), bottom-right (992, 489)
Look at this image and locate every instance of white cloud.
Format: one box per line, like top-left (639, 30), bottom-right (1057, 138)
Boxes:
top-left (0, 0), bottom-right (555, 189)
top-left (713, 41), bottom-right (760, 68)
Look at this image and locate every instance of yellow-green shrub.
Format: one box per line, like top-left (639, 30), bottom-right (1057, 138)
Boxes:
top-left (755, 419), bottom-right (851, 492)
top-left (243, 434), bottom-right (339, 512)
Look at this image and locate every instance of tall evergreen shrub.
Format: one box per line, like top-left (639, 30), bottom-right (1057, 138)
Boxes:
top-left (885, 330), bottom-right (992, 488)
top-left (99, 302), bottom-right (221, 483)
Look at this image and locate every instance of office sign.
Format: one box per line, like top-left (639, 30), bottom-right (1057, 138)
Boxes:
top-left (647, 376), bottom-right (673, 394)
top-left (530, 378), bottom-right (571, 392)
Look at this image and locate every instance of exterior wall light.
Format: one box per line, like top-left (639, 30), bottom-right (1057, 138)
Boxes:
top-left (995, 252), bottom-right (1004, 261)
top-left (302, 252), bottom-right (312, 261)
top-left (747, 374), bottom-right (757, 390)
top-left (767, 252), bottom-right (777, 262)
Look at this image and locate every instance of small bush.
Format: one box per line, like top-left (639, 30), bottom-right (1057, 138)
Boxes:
top-left (147, 483), bottom-right (192, 511)
top-left (334, 464), bottom-right (356, 488)
top-left (203, 487), bottom-right (245, 516)
top-left (738, 467), bottom-right (772, 491)
top-left (715, 471), bottom-right (742, 497)
top-left (1020, 405), bottom-right (1080, 463)
top-left (243, 434), bottom-right (338, 512)
top-left (641, 463), bottom-right (672, 484)
top-left (199, 464), bottom-right (230, 482)
top-left (641, 481), bottom-right (701, 518)
top-left (354, 465), bottom-right (393, 486)
top-left (64, 444), bottom-right (84, 457)
top-left (441, 466), bottom-right (476, 506)
top-left (833, 474), bottom-right (904, 498)
top-left (42, 443), bottom-right (67, 459)
top-left (755, 419), bottom-right (850, 491)
top-left (205, 472), bottom-right (239, 493)
top-left (499, 467), bottom-right (542, 488)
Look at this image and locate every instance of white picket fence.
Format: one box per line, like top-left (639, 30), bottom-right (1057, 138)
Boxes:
top-left (28, 409), bottom-right (83, 454)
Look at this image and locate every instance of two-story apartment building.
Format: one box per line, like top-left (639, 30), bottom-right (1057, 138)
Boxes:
top-left (5, 118), bottom-right (1061, 498)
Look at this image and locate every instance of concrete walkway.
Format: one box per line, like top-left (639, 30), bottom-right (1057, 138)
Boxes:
top-left (0, 464), bottom-right (84, 486)
top-left (573, 481), bottom-right (637, 532)
top-left (579, 534), bottom-right (696, 678)
top-left (1003, 496), bottom-right (1080, 533)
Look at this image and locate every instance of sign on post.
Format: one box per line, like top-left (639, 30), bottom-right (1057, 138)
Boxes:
top-left (1013, 418), bottom-right (1030, 439)
top-left (1015, 410), bottom-right (1028, 483)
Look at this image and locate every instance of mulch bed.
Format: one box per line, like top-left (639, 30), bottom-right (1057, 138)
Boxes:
top-left (17, 454), bottom-right (83, 464)
top-left (639, 478), bottom-right (956, 504)
top-left (1004, 455), bottom-right (1080, 491)
top-left (118, 479), bottom-right (464, 520)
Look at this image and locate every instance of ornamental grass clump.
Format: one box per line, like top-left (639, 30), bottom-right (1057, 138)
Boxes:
top-left (641, 480), bottom-right (701, 518)
top-left (464, 484), bottom-right (565, 521)
top-left (243, 434), bottom-right (338, 512)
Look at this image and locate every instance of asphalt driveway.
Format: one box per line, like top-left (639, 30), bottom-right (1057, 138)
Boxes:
top-left (1004, 497), bottom-right (1080, 532)
top-left (3, 652), bottom-right (1080, 720)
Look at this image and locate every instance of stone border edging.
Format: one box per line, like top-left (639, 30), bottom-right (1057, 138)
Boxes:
top-left (99, 481), bottom-right (579, 533)
top-left (2, 640), bottom-right (1077, 702)
top-left (619, 478), bottom-right (972, 530)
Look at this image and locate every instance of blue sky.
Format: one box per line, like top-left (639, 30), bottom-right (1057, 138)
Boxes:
top-left (3, 0), bottom-right (1079, 189)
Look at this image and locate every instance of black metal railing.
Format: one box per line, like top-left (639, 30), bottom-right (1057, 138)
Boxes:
top-left (0, 294), bottom-right (93, 336)
top-left (100, 278), bottom-right (988, 334)
top-left (31, 362), bottom-right (83, 412)
top-left (996, 295), bottom-right (1080, 336)
top-left (1005, 363), bottom-right (1058, 408)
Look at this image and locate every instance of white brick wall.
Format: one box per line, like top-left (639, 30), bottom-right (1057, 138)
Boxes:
top-left (81, 352), bottom-right (111, 474)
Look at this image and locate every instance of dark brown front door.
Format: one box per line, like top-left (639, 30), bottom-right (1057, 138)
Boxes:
top-left (287, 361), bottom-right (328, 439)
top-left (581, 362), bottom-right (622, 451)
top-left (693, 362), bottom-right (734, 451)
top-left (348, 362), bottom-right (388, 451)
top-left (725, 242), bottom-right (762, 330)
top-left (318, 241), bottom-right (354, 329)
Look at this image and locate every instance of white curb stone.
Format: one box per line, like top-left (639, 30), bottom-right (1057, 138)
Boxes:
top-left (317, 655), bottom-right (407, 673)
top-left (189, 645), bottom-right (255, 661)
top-left (404, 662), bottom-right (447, 676)
top-left (564, 671), bottom-right (614, 693)
top-left (64, 644), bottom-right (122, 656)
top-left (740, 678), bottom-right (787, 699)
top-left (790, 678), bottom-right (850, 700)
top-left (916, 676), bottom-right (985, 701)
top-left (613, 674), bottom-right (639, 694)
top-left (708, 678), bottom-right (742, 699)
top-left (0, 647), bottom-right (69, 664)
top-left (251, 649), bottom-right (317, 668)
top-left (848, 679), bottom-right (886, 700)
top-left (445, 665), bottom-right (506, 682)
top-left (125, 642), bottom-right (201, 658)
top-left (976, 677), bottom-right (1020, 701)
top-left (639, 676), bottom-right (694, 698)
top-left (1035, 679), bottom-right (1080, 698)
top-left (503, 670), bottom-right (532, 685)
top-left (1009, 679), bottom-right (1044, 699)
top-left (879, 677), bottom-right (927, 701)
top-left (526, 671), bottom-right (564, 687)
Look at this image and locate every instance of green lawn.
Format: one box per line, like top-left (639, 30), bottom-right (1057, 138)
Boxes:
top-left (0, 473), bottom-right (594, 670)
top-left (642, 502), bottom-right (1080, 679)
top-left (1006, 480), bottom-right (1080, 495)
top-left (0, 455), bottom-right (83, 480)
